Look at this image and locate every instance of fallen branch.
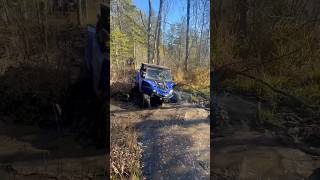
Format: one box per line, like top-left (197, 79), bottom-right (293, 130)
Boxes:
top-left (176, 82), bottom-right (209, 99)
top-left (232, 70), bottom-right (318, 111)
top-left (278, 132), bottom-right (320, 156)
top-left (215, 48), bottom-right (301, 80)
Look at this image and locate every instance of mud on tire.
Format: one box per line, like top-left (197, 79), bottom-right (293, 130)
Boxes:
top-left (141, 93), bottom-right (151, 108)
top-left (171, 91), bottom-right (181, 103)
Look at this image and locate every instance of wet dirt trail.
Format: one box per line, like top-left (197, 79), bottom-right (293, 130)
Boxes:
top-left (212, 94), bottom-right (320, 180)
top-left (111, 100), bottom-right (210, 179)
top-left (0, 120), bottom-right (105, 180)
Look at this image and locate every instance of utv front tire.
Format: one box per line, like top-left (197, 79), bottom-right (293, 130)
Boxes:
top-left (150, 97), bottom-right (162, 108)
top-left (172, 91), bottom-right (181, 103)
top-left (141, 93), bottom-right (151, 108)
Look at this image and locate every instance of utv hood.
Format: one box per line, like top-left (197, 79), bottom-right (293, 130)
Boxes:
top-left (144, 79), bottom-right (175, 97)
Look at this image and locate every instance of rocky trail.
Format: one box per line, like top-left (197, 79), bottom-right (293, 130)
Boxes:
top-left (111, 100), bottom-right (210, 179)
top-left (212, 94), bottom-right (320, 180)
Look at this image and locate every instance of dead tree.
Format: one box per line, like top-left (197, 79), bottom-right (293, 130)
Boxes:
top-left (185, 0), bottom-right (191, 72)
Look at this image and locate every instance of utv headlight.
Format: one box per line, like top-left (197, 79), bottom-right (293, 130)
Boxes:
top-left (153, 90), bottom-right (159, 95)
top-left (169, 89), bottom-right (173, 94)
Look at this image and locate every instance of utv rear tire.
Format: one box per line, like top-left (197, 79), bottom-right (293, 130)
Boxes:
top-left (142, 93), bottom-right (151, 108)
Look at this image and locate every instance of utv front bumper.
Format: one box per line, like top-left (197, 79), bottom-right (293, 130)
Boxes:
top-left (151, 92), bottom-right (174, 102)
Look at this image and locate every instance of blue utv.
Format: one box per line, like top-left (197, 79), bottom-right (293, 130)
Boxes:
top-left (131, 63), bottom-right (180, 108)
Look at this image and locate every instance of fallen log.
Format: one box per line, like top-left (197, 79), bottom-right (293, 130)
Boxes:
top-left (224, 69), bottom-right (319, 111)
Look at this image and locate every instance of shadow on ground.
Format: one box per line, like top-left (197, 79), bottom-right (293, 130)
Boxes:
top-left (0, 65), bottom-right (106, 180)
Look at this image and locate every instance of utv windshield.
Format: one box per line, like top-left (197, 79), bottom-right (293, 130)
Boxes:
top-left (146, 68), bottom-right (172, 81)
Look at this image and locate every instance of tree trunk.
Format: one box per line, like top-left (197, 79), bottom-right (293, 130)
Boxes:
top-left (238, 0), bottom-right (247, 39)
top-left (83, 0), bottom-right (88, 24)
top-left (192, 0), bottom-right (199, 63)
top-left (40, 1), bottom-right (48, 62)
top-left (116, 43), bottom-right (119, 70)
top-left (23, 0), bottom-right (27, 19)
top-left (153, 29), bottom-right (157, 64)
top-left (197, 0), bottom-right (207, 66)
top-left (147, 0), bottom-right (152, 63)
top-left (156, 0), bottom-right (163, 65)
top-left (185, 0), bottom-right (191, 72)
top-left (178, 24), bottom-right (183, 68)
top-left (162, 3), bottom-right (167, 59)
top-left (77, 0), bottom-right (82, 26)
top-left (1, 0), bottom-right (9, 25)
top-left (178, 42), bottom-right (182, 65)
top-left (116, 0), bottom-right (122, 30)
top-left (237, 0), bottom-right (248, 59)
top-left (133, 40), bottom-right (136, 59)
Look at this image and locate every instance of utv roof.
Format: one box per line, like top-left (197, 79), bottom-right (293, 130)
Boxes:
top-left (142, 63), bottom-right (170, 70)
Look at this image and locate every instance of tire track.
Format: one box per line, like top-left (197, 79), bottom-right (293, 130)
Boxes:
top-left (111, 101), bottom-right (210, 179)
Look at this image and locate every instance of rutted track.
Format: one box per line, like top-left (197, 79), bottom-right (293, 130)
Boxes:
top-left (111, 100), bottom-right (210, 179)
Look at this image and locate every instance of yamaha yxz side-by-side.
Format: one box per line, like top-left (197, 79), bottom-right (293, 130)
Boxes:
top-left (130, 63), bottom-right (180, 108)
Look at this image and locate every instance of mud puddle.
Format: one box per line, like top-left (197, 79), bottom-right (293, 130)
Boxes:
top-left (0, 120), bottom-right (105, 180)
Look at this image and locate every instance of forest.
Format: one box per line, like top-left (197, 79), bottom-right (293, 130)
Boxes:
top-left (212, 0), bottom-right (320, 179)
top-left (0, 0), bottom-right (101, 125)
top-left (0, 0), bottom-right (108, 179)
top-left (110, 0), bottom-right (210, 95)
top-left (213, 0), bottom-right (320, 129)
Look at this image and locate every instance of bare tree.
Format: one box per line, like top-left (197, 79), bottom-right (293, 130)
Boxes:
top-left (236, 0), bottom-right (248, 40)
top-left (1, 0), bottom-right (9, 25)
top-left (116, 0), bottom-right (122, 30)
top-left (162, 1), bottom-right (169, 60)
top-left (77, 0), bottom-right (82, 26)
top-left (39, 1), bottom-right (48, 62)
top-left (236, 0), bottom-right (248, 59)
top-left (147, 0), bottom-right (152, 63)
top-left (197, 0), bottom-right (207, 65)
top-left (156, 0), bottom-right (164, 65)
top-left (185, 0), bottom-right (191, 72)
top-left (83, 0), bottom-right (88, 24)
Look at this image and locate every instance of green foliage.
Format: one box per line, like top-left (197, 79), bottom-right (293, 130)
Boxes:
top-left (110, 0), bottom-right (149, 82)
top-left (111, 0), bottom-right (210, 77)
top-left (111, 26), bottom-right (130, 67)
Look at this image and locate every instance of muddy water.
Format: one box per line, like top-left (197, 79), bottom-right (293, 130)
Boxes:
top-left (0, 121), bottom-right (105, 180)
top-left (213, 95), bottom-right (320, 180)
